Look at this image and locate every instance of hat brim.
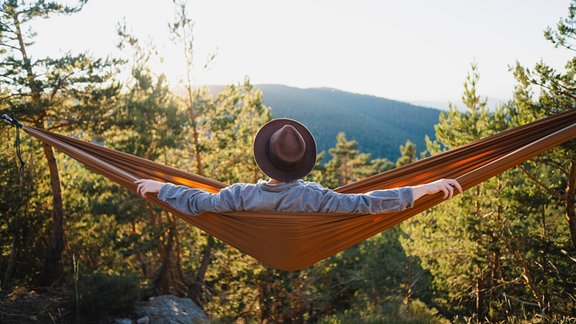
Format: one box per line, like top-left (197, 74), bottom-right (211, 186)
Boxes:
top-left (253, 119), bottom-right (317, 182)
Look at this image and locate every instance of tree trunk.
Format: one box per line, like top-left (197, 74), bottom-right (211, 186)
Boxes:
top-left (185, 96), bottom-right (214, 305)
top-left (38, 143), bottom-right (65, 286)
top-left (14, 4), bottom-right (66, 287)
top-left (3, 168), bottom-right (30, 290)
top-left (474, 186), bottom-right (484, 317)
top-left (132, 221), bottom-right (150, 277)
top-left (188, 235), bottom-right (214, 307)
top-left (565, 159), bottom-right (576, 249)
top-left (516, 251), bottom-right (546, 312)
top-left (475, 278), bottom-right (482, 318)
top-left (3, 230), bottom-right (19, 290)
top-left (153, 213), bottom-right (187, 296)
top-left (257, 269), bottom-right (274, 322)
top-left (489, 251), bottom-right (500, 320)
top-left (404, 256), bottom-right (412, 305)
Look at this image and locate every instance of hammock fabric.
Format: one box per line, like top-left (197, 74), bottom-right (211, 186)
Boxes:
top-left (19, 109), bottom-right (576, 271)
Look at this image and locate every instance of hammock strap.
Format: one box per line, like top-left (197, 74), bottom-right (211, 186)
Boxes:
top-left (2, 114), bottom-right (26, 172)
top-left (23, 126), bottom-right (141, 192)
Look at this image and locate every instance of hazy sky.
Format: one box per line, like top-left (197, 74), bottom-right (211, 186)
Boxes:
top-left (31, 0), bottom-right (574, 108)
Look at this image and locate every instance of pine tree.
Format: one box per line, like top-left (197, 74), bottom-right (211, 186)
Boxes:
top-left (200, 80), bottom-right (272, 184)
top-left (502, 1), bottom-right (576, 314)
top-left (167, 0), bottom-right (214, 303)
top-left (403, 64), bottom-right (514, 319)
top-left (107, 27), bottom-right (188, 296)
top-left (517, 1), bottom-right (576, 250)
top-left (193, 80), bottom-right (272, 311)
top-left (396, 140), bottom-right (417, 168)
top-left (0, 0), bottom-right (121, 286)
top-left (323, 132), bottom-right (376, 188)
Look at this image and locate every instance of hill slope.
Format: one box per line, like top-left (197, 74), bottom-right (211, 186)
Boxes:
top-left (255, 84), bottom-right (441, 161)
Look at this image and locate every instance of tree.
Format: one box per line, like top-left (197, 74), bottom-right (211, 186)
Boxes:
top-left (502, 0), bottom-right (576, 314)
top-left (395, 139), bottom-right (428, 306)
top-left (396, 140), bottom-right (417, 168)
top-left (0, 122), bottom-right (39, 289)
top-left (323, 132), bottom-right (378, 188)
top-left (404, 64), bottom-right (515, 319)
top-left (167, 0), bottom-right (221, 305)
top-left (0, 0), bottom-right (121, 286)
top-left (200, 80), bottom-right (271, 184)
top-left (193, 80), bottom-right (271, 313)
top-left (520, 0), bottom-right (576, 250)
top-left (169, 0), bottom-right (214, 177)
top-left (407, 58), bottom-right (576, 320)
top-left (103, 26), bottom-right (189, 295)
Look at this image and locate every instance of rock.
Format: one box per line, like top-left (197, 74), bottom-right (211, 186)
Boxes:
top-left (136, 315), bottom-right (150, 324)
top-left (133, 295), bottom-right (209, 323)
top-left (114, 319), bottom-right (133, 324)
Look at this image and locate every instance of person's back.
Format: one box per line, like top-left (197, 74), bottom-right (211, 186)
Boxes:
top-left (157, 179), bottom-right (415, 216)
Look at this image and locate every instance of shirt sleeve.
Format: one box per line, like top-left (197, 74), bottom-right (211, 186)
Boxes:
top-left (157, 183), bottom-right (240, 216)
top-left (157, 181), bottom-right (415, 215)
top-left (316, 186), bottom-right (414, 214)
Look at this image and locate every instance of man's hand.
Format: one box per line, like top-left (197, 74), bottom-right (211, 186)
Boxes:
top-left (412, 179), bottom-right (462, 201)
top-left (134, 179), bottom-right (165, 198)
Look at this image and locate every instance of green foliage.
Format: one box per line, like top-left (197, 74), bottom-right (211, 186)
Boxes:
top-left (68, 272), bottom-right (143, 316)
top-left (60, 158), bottom-right (156, 275)
top-left (317, 297), bottom-right (449, 324)
top-left (405, 56), bottom-right (576, 321)
top-left (0, 124), bottom-right (56, 287)
top-left (504, 0), bottom-right (576, 317)
top-left (1, 0), bottom-right (124, 287)
top-left (0, 0), bottom-right (122, 128)
top-left (396, 140), bottom-right (418, 168)
top-left (198, 80), bottom-right (272, 183)
top-left (335, 228), bottom-right (431, 305)
top-left (544, 1), bottom-right (576, 51)
top-left (404, 64), bottom-right (539, 319)
top-left (321, 132), bottom-right (392, 188)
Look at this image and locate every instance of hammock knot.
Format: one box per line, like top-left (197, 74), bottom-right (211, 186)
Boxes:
top-left (1, 114), bottom-right (23, 128)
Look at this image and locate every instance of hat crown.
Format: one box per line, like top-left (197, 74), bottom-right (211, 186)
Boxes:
top-left (253, 118), bottom-right (316, 182)
top-left (267, 125), bottom-right (306, 171)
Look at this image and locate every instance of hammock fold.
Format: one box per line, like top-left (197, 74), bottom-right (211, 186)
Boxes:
top-left (22, 109), bottom-right (576, 270)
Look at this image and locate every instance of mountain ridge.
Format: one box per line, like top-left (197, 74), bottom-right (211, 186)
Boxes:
top-left (253, 84), bottom-right (442, 161)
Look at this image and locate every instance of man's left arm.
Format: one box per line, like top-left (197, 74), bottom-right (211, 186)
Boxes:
top-left (411, 179), bottom-right (462, 201)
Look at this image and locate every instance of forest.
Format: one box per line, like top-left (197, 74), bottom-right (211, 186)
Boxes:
top-left (1, 0), bottom-right (576, 323)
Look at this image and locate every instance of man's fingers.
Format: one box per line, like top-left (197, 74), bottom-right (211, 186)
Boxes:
top-left (134, 179), bottom-right (164, 198)
top-left (448, 179), bottom-right (463, 193)
top-left (443, 184), bottom-right (453, 199)
top-left (438, 179), bottom-right (461, 199)
top-left (135, 180), bottom-right (148, 198)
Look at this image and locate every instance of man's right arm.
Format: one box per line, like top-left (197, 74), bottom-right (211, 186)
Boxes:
top-left (134, 179), bottom-right (243, 216)
top-left (156, 183), bottom-right (217, 216)
top-left (135, 179), bottom-right (165, 197)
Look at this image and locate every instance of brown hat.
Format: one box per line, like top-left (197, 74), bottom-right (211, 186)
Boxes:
top-left (253, 118), bottom-right (317, 182)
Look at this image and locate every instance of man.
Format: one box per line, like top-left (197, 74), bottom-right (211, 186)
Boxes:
top-left (135, 118), bottom-right (462, 216)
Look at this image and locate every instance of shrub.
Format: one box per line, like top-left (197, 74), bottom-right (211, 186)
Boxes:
top-left (318, 296), bottom-right (449, 324)
top-left (69, 273), bottom-right (143, 317)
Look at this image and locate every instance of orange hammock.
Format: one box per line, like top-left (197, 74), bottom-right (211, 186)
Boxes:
top-left (16, 109), bottom-right (576, 270)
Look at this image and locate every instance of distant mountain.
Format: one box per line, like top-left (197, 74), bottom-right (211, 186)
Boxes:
top-left (254, 84), bottom-right (442, 162)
